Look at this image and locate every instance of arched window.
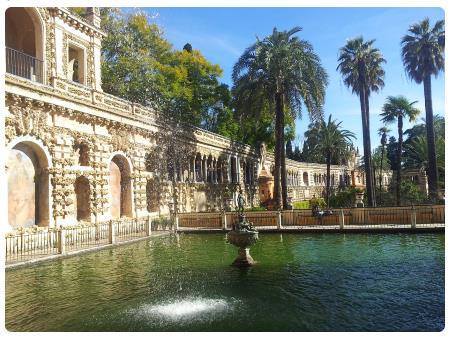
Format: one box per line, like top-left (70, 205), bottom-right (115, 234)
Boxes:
top-left (5, 8), bottom-right (44, 83)
top-left (194, 153), bottom-right (202, 182)
top-left (303, 172), bottom-right (309, 186)
top-left (75, 176), bottom-right (91, 221)
top-left (110, 154), bottom-right (132, 219)
top-left (7, 141), bottom-right (49, 228)
top-left (207, 155), bottom-right (213, 183)
top-left (217, 158), bottom-right (223, 183)
top-left (230, 157), bottom-right (237, 183)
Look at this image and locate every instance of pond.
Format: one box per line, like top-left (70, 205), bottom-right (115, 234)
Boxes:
top-left (5, 232), bottom-right (444, 331)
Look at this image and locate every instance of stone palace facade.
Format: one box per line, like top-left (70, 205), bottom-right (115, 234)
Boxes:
top-left (4, 7), bottom-right (392, 230)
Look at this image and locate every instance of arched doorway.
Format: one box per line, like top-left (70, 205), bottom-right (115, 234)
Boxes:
top-left (109, 154), bottom-right (132, 219)
top-left (7, 141), bottom-right (49, 228)
top-left (5, 8), bottom-right (44, 82)
top-left (74, 176), bottom-right (91, 221)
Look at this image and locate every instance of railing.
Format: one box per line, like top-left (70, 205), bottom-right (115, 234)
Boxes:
top-left (6, 47), bottom-right (44, 83)
top-left (176, 205), bottom-right (445, 230)
top-left (63, 222), bottom-right (110, 253)
top-left (178, 212), bottom-right (222, 228)
top-left (5, 216), bottom-right (172, 265)
top-left (5, 228), bottom-right (59, 263)
top-left (114, 218), bottom-right (148, 241)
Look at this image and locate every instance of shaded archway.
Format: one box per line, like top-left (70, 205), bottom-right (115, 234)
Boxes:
top-left (194, 153), bottom-right (202, 182)
top-left (7, 141), bottom-right (49, 228)
top-left (5, 8), bottom-right (44, 82)
top-left (303, 172), bottom-right (309, 186)
top-left (74, 176), bottom-right (91, 221)
top-left (230, 157), bottom-right (237, 183)
top-left (109, 154), bottom-right (132, 218)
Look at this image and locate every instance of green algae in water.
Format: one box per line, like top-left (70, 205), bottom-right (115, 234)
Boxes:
top-left (5, 233), bottom-right (444, 331)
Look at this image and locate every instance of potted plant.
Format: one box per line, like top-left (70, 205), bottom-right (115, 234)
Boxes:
top-left (354, 188), bottom-right (365, 207)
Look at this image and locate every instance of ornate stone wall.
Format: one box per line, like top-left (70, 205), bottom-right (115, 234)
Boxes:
top-left (4, 7), bottom-right (392, 230)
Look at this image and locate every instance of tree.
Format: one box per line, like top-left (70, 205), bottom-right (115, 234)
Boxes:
top-left (377, 126), bottom-right (390, 195)
top-left (337, 37), bottom-right (386, 207)
top-left (301, 121), bottom-right (324, 163)
top-left (286, 139), bottom-right (294, 159)
top-left (381, 96), bottom-right (420, 205)
top-left (293, 145), bottom-right (302, 161)
top-left (386, 136), bottom-right (398, 171)
top-left (233, 27), bottom-right (328, 209)
top-left (403, 116), bottom-right (445, 189)
top-left (401, 18), bottom-right (444, 201)
top-left (313, 115), bottom-right (355, 206)
top-left (99, 9), bottom-right (227, 127)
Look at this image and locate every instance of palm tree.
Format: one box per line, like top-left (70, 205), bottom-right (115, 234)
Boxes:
top-left (233, 27), bottom-right (328, 209)
top-left (314, 115), bottom-right (355, 206)
top-left (337, 37), bottom-right (385, 207)
top-left (381, 96), bottom-right (420, 205)
top-left (377, 126), bottom-right (390, 195)
top-left (405, 135), bottom-right (444, 170)
top-left (401, 18), bottom-right (444, 201)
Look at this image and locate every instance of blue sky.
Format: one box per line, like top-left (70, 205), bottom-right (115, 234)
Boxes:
top-left (146, 7), bottom-right (445, 151)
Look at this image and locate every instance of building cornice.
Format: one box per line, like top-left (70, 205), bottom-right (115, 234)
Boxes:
top-left (50, 7), bottom-right (106, 38)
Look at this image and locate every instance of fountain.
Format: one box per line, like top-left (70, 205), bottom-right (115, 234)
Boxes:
top-left (226, 189), bottom-right (259, 267)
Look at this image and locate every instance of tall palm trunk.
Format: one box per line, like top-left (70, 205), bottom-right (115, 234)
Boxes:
top-left (280, 96), bottom-right (288, 209)
top-left (423, 74), bottom-right (439, 201)
top-left (358, 74), bottom-right (374, 207)
top-left (364, 90), bottom-right (376, 206)
top-left (379, 144), bottom-right (385, 196)
top-left (326, 152), bottom-right (331, 206)
top-left (396, 115), bottom-right (403, 206)
top-left (273, 92), bottom-right (283, 209)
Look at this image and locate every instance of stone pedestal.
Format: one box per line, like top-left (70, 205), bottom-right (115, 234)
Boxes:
top-left (227, 229), bottom-right (258, 267)
top-left (232, 247), bottom-right (255, 267)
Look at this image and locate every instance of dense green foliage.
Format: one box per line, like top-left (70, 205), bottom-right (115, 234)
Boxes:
top-left (232, 26), bottom-right (328, 208)
top-left (99, 9), bottom-right (229, 127)
top-left (403, 115), bottom-right (445, 188)
top-left (311, 115), bottom-right (355, 204)
top-left (328, 187), bottom-right (360, 208)
top-left (301, 118), bottom-right (355, 165)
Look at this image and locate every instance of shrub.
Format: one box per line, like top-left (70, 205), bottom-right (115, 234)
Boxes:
top-left (292, 200), bottom-right (310, 209)
top-left (329, 187), bottom-right (359, 208)
top-left (310, 197), bottom-right (327, 209)
top-left (245, 206), bottom-right (267, 211)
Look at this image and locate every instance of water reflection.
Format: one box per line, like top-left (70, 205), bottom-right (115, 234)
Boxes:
top-left (5, 233), bottom-right (444, 332)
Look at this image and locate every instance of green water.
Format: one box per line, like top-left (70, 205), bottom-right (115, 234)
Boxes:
top-left (5, 233), bottom-right (444, 331)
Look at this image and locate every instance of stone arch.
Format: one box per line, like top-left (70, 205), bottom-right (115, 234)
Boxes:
top-left (303, 172), bottom-right (309, 186)
top-left (230, 156), bottom-right (237, 183)
top-left (7, 139), bottom-right (50, 228)
top-left (207, 154), bottom-right (213, 183)
top-left (5, 8), bottom-right (45, 82)
top-left (109, 153), bottom-right (133, 218)
top-left (194, 152), bottom-right (202, 181)
top-left (74, 176), bottom-right (91, 221)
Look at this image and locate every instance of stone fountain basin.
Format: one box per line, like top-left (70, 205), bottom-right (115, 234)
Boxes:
top-left (227, 230), bottom-right (259, 248)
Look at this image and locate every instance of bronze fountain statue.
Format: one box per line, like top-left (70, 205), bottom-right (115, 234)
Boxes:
top-left (226, 189), bottom-right (259, 267)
